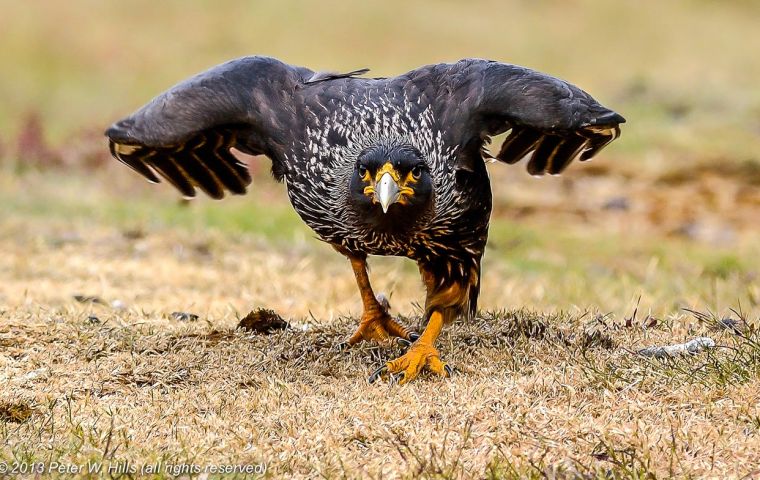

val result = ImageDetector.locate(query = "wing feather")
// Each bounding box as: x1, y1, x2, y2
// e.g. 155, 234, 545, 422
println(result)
527, 135, 563, 176
546, 136, 587, 175
435, 59, 625, 175
106, 56, 310, 198
109, 141, 161, 183
149, 154, 196, 197
496, 128, 542, 164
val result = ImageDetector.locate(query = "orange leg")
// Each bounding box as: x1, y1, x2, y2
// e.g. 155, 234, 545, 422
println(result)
369, 263, 475, 384
346, 255, 416, 345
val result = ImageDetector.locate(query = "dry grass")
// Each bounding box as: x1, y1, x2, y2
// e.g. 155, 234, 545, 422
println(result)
1, 168, 760, 478
2, 253, 760, 477
3, 1, 760, 477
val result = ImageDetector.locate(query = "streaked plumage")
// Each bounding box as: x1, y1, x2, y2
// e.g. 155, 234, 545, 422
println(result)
107, 56, 624, 383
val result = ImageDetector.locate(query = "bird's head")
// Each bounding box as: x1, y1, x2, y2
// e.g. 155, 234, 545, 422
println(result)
349, 144, 433, 230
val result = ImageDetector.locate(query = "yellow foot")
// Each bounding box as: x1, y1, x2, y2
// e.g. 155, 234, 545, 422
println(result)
369, 343, 452, 385
346, 294, 417, 346
347, 312, 417, 345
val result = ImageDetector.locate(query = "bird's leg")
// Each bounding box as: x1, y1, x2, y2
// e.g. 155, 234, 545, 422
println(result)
346, 255, 416, 345
369, 263, 474, 384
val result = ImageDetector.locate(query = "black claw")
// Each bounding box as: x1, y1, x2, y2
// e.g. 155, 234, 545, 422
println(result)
396, 337, 412, 348
444, 364, 454, 377
368, 365, 387, 384
408, 332, 420, 342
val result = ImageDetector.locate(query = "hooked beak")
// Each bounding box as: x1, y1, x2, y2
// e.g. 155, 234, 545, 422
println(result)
375, 172, 400, 214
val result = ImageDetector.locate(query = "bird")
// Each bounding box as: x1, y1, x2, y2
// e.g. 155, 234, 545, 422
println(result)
106, 56, 624, 384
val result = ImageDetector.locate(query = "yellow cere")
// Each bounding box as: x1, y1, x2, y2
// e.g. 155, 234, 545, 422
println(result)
374, 162, 402, 183
361, 162, 417, 204
366, 162, 416, 205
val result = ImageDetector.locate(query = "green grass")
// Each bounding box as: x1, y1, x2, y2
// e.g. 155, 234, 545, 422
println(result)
2, 168, 757, 322
0, 168, 306, 241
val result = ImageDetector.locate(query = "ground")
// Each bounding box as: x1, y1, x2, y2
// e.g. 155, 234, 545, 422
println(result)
2, 1, 760, 478
1, 165, 759, 478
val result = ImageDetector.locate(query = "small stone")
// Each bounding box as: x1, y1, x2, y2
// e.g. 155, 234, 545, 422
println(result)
638, 337, 715, 358
171, 311, 199, 322
73, 295, 106, 305
110, 300, 126, 310
602, 196, 630, 211
716, 317, 745, 335
376, 293, 392, 312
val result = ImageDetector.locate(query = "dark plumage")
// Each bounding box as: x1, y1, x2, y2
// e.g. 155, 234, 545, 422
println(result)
106, 56, 625, 383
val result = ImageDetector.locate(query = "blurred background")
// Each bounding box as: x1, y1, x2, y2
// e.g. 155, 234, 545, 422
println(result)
1, 0, 759, 319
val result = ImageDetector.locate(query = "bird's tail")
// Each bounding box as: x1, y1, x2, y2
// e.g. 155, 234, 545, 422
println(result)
466, 259, 481, 321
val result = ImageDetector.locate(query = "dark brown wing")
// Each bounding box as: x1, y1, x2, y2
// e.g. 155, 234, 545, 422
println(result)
106, 56, 313, 198
434, 60, 625, 175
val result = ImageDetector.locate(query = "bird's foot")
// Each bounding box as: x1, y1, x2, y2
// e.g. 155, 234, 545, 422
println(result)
347, 312, 417, 345
369, 342, 452, 385
344, 294, 417, 346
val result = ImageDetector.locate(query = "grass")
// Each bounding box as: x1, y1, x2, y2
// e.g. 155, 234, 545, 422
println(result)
2, 166, 757, 319
1, 167, 759, 478
2, 0, 760, 477
3, 291, 760, 477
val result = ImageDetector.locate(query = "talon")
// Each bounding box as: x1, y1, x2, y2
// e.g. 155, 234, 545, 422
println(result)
408, 332, 420, 342
444, 364, 454, 377
385, 342, 449, 384
396, 337, 412, 348
348, 311, 415, 346
368, 365, 387, 384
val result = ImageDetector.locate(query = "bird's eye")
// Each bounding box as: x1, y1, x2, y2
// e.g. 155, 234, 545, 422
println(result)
357, 165, 368, 177
411, 164, 424, 179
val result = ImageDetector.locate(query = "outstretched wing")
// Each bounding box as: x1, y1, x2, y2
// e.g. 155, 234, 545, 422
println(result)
106, 56, 312, 199
439, 60, 625, 175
